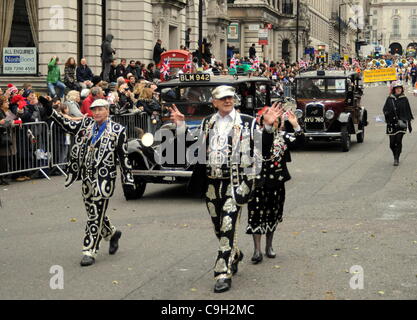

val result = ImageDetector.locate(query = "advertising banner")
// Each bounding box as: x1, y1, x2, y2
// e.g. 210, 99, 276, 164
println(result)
363, 68, 397, 83
3, 47, 37, 75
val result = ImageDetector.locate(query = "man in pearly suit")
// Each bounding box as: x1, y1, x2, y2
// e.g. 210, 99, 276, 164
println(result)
169, 86, 281, 293
39, 96, 135, 266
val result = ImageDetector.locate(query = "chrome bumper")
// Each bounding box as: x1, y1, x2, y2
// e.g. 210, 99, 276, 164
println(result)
304, 132, 342, 138
132, 170, 193, 178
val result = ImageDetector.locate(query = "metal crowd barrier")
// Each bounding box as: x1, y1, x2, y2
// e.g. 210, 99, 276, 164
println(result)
0, 113, 151, 178
110, 112, 150, 139
283, 83, 293, 98
49, 122, 72, 177
0, 122, 51, 179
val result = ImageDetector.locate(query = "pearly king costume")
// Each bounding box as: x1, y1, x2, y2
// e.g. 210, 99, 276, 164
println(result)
186, 86, 268, 288
39, 97, 134, 264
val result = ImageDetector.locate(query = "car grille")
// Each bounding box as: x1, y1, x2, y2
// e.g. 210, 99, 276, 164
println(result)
305, 104, 325, 131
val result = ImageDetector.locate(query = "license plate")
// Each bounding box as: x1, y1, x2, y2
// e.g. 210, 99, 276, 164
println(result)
305, 117, 324, 123
179, 73, 211, 82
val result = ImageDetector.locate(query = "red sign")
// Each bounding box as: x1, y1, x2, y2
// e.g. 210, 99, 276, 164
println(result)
159, 50, 191, 68
258, 29, 268, 45
265, 23, 273, 30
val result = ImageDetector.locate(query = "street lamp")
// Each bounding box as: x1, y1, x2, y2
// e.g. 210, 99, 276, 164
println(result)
296, 0, 300, 62
198, 0, 203, 66
339, 1, 348, 57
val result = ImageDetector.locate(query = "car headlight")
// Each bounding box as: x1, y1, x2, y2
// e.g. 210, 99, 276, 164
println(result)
325, 110, 335, 120
294, 109, 303, 119
141, 133, 154, 147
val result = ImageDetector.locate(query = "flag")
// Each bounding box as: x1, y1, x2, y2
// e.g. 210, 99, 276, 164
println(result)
343, 61, 349, 70
182, 55, 192, 73
230, 56, 238, 69
352, 58, 360, 68
251, 56, 260, 69
160, 58, 171, 79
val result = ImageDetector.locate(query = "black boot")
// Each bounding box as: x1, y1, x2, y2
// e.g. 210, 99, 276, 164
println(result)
393, 149, 400, 166
109, 230, 122, 255
214, 278, 232, 293
251, 234, 263, 264
265, 232, 276, 259
231, 251, 244, 275
80, 255, 95, 267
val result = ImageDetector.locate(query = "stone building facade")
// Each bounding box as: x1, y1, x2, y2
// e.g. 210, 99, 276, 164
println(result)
1, 0, 229, 77
227, 0, 310, 63
369, 0, 417, 56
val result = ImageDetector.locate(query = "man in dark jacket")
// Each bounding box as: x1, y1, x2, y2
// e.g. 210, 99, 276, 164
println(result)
76, 58, 94, 89
116, 59, 127, 78
153, 39, 165, 65
109, 59, 118, 84
101, 34, 116, 82
249, 44, 256, 60
126, 60, 140, 79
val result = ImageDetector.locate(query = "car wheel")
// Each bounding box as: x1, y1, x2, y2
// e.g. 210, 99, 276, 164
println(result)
123, 177, 147, 200
341, 127, 351, 152
357, 123, 365, 143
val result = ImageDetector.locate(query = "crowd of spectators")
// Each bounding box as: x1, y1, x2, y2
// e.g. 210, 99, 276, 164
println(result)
0, 55, 163, 185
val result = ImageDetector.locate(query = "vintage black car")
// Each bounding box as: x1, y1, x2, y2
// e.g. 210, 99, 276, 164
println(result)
123, 74, 273, 200
294, 70, 367, 152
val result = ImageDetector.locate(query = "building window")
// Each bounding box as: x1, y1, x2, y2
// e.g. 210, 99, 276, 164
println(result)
410, 17, 417, 37
282, 0, 293, 15
393, 18, 400, 36
8, 0, 35, 47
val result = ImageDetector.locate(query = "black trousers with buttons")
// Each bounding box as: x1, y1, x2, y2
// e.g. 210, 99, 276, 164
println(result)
205, 179, 242, 280
81, 179, 116, 258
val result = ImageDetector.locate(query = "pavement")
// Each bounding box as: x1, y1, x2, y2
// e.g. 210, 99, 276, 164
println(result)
1, 85, 417, 300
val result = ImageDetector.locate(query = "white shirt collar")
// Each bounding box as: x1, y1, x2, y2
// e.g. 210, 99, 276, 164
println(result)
216, 108, 236, 122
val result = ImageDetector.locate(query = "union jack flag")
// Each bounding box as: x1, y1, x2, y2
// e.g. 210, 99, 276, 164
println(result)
299, 60, 307, 69
352, 58, 360, 68
160, 58, 171, 78
251, 56, 260, 69
182, 55, 192, 73
343, 60, 350, 70
230, 56, 239, 69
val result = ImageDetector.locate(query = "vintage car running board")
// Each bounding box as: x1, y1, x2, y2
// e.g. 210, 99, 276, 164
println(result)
132, 170, 193, 177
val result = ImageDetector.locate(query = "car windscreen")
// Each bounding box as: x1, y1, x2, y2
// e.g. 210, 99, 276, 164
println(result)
296, 78, 346, 99
160, 86, 215, 117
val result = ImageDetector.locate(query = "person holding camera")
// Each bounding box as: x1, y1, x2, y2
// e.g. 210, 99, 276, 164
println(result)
383, 81, 414, 166
117, 83, 134, 114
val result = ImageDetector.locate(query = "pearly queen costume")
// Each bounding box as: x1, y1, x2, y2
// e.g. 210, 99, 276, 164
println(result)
247, 124, 304, 235
188, 107, 265, 281
42, 99, 134, 258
